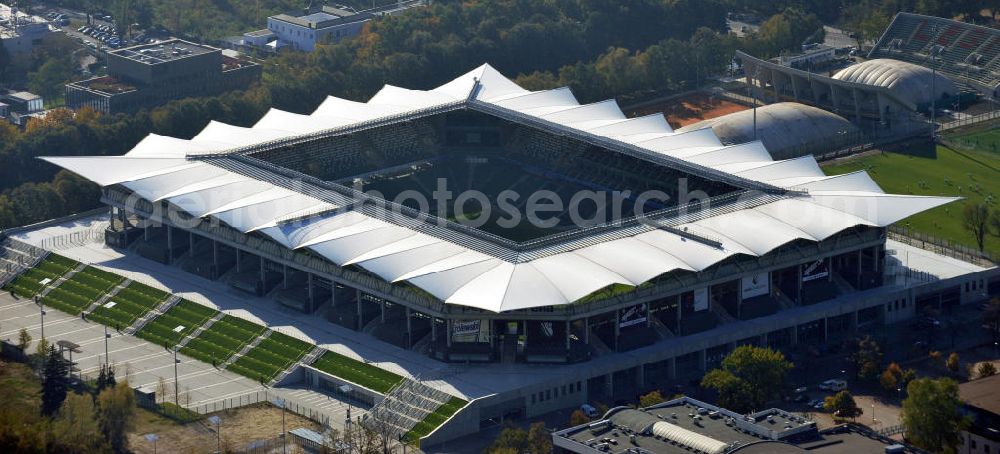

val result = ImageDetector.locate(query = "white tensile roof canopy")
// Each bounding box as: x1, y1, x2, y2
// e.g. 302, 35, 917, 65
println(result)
42, 64, 958, 313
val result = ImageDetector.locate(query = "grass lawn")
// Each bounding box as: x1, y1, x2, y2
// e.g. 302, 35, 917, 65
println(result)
39, 266, 125, 315
136, 300, 219, 349
2, 254, 80, 298
822, 125, 1000, 255
404, 397, 468, 442
180, 315, 266, 368
87, 281, 171, 329
310, 350, 403, 394
228, 332, 312, 382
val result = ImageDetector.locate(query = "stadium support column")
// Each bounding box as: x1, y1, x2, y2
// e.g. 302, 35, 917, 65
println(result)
565, 320, 571, 351
143, 221, 149, 241
166, 226, 174, 263
446, 319, 452, 348
259, 256, 265, 285
667, 357, 676, 380
613, 309, 621, 351
583, 317, 590, 345
831, 85, 841, 114
790, 74, 801, 101
675, 294, 682, 334
405, 308, 412, 348
188, 232, 194, 257
380, 299, 386, 323
852, 88, 863, 123
307, 273, 314, 312
212, 240, 219, 274
235, 249, 242, 273
823, 317, 829, 341
356, 289, 362, 331
282, 265, 288, 290
856, 249, 863, 288
698, 350, 707, 372
796, 264, 803, 304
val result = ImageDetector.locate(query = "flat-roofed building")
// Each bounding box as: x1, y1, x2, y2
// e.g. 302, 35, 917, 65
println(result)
65, 39, 261, 113
242, 1, 425, 52
0, 3, 54, 55
959, 374, 1000, 454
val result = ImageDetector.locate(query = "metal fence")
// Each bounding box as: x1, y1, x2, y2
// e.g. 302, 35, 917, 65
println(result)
189, 390, 332, 426
939, 109, 1000, 131
877, 424, 905, 437
888, 227, 997, 268
37, 228, 107, 251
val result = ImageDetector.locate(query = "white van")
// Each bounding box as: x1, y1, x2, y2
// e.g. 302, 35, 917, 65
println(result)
581, 404, 599, 418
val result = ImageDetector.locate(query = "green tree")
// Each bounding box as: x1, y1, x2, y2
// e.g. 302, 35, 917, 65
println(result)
17, 328, 31, 351
569, 409, 591, 426
946, 352, 960, 373
700, 345, 793, 412
27, 58, 74, 101
964, 203, 991, 253
486, 422, 550, 454
41, 344, 69, 416
53, 393, 110, 453
639, 390, 665, 408
96, 381, 136, 453
902, 378, 969, 453
854, 336, 883, 380
824, 390, 862, 421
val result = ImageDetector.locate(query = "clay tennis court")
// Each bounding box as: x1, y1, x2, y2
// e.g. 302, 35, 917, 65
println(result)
630, 92, 750, 129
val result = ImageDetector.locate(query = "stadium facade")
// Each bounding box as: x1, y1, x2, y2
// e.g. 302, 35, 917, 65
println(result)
39, 64, 999, 443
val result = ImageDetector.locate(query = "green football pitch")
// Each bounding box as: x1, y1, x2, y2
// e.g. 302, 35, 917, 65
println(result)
822, 123, 1000, 255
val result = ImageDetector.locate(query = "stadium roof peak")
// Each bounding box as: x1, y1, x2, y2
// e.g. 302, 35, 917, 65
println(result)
40, 63, 960, 312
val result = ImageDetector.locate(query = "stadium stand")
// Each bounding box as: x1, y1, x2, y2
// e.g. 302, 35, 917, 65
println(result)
869, 12, 1000, 96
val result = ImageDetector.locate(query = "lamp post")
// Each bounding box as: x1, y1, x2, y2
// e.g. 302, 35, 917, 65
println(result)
35, 295, 45, 340
274, 398, 287, 454
144, 434, 159, 454
208, 416, 221, 454
172, 346, 180, 406
104, 325, 111, 367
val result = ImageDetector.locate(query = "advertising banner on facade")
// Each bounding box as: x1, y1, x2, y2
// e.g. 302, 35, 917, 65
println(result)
452, 319, 491, 343
694, 288, 709, 312
618, 303, 648, 329
741, 272, 770, 299
802, 259, 829, 282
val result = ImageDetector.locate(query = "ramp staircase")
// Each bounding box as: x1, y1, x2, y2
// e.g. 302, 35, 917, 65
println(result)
362, 377, 453, 440
126, 295, 180, 335
175, 312, 225, 349
223, 330, 271, 368
710, 300, 737, 324
38, 263, 87, 299
268, 344, 326, 386
0, 238, 48, 288
84, 278, 132, 315
773, 289, 796, 311
649, 316, 676, 340
831, 272, 856, 294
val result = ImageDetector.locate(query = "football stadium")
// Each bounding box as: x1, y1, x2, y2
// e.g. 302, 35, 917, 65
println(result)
3, 63, 998, 446
732, 12, 1000, 155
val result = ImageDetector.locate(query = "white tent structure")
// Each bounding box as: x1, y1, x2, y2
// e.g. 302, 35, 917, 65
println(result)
42, 64, 958, 313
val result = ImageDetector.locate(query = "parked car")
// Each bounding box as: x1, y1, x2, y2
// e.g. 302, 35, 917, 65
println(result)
581, 404, 599, 418
818, 379, 847, 392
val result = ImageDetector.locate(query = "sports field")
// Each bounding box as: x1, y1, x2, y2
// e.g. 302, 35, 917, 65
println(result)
822, 123, 1000, 255
630, 92, 749, 129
